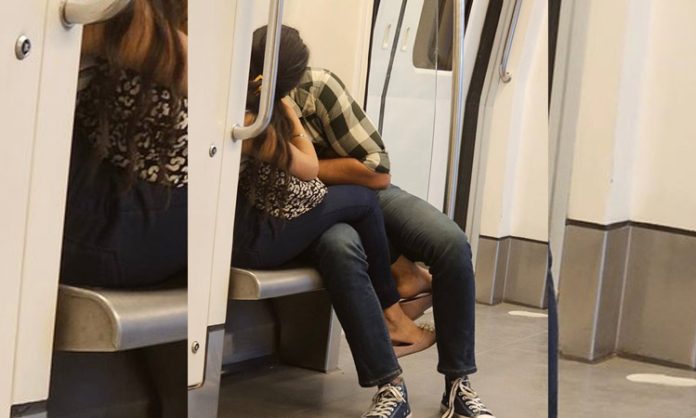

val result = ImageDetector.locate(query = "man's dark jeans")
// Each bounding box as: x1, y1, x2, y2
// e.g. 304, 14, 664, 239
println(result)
306, 185, 477, 387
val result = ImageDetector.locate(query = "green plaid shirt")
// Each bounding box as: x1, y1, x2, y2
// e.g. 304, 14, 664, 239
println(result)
288, 68, 391, 173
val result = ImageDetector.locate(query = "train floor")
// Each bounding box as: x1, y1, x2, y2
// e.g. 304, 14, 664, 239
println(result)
217, 302, 696, 417
559, 356, 696, 417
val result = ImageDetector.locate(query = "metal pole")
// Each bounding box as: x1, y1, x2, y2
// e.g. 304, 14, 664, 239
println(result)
231, 0, 284, 141
444, 0, 466, 219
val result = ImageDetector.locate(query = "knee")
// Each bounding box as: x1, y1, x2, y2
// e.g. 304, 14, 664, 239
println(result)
312, 224, 372, 290
437, 227, 472, 261
351, 186, 380, 211
313, 223, 367, 265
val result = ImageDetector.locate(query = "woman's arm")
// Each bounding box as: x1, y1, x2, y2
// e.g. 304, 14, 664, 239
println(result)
283, 98, 319, 180
82, 0, 188, 93
242, 102, 320, 181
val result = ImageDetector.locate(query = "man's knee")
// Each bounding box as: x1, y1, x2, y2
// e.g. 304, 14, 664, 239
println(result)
436, 226, 472, 261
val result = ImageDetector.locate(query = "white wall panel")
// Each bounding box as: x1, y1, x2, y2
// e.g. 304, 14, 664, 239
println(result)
629, 0, 696, 231
510, 0, 548, 240
252, 0, 374, 101
478, 0, 548, 242
12, 0, 83, 403
1, 0, 51, 414
188, 0, 249, 387
564, 0, 633, 224
561, 0, 696, 231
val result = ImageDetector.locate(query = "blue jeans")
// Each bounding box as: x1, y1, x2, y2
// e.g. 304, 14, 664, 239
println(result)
307, 185, 477, 386
60, 138, 187, 288
232, 185, 401, 309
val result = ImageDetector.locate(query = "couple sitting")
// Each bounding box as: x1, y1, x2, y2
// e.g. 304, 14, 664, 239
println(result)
233, 26, 494, 418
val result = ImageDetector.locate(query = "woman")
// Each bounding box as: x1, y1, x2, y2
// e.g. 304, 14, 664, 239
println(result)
232, 25, 435, 356
60, 0, 187, 288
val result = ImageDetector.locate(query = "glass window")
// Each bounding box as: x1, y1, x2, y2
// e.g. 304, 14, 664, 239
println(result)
413, 0, 454, 70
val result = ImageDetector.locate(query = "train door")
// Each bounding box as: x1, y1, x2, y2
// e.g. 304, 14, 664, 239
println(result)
367, 0, 548, 305
366, 0, 446, 208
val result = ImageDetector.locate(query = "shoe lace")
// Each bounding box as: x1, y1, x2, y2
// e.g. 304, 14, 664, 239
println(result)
442, 377, 491, 418
361, 384, 406, 418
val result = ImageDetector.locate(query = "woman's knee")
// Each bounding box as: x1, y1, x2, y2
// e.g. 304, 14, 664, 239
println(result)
332, 185, 379, 211
313, 223, 367, 261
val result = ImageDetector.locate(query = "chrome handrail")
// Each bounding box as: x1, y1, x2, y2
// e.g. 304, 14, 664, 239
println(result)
231, 0, 284, 141
443, 0, 466, 219
499, 0, 523, 83
61, 0, 133, 27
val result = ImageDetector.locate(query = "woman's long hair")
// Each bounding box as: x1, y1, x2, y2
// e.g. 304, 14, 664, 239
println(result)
86, 0, 187, 192
243, 25, 310, 213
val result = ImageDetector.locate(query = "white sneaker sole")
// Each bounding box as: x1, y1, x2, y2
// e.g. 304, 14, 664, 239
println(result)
439, 404, 495, 418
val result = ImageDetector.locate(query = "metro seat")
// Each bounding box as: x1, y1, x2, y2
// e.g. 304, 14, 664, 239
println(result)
224, 266, 341, 373
54, 281, 187, 352
223, 266, 432, 374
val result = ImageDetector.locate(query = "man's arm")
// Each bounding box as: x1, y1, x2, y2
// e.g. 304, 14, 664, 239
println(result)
318, 158, 391, 190
309, 70, 391, 173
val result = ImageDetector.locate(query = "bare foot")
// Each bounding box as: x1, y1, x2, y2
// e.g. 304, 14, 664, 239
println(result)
391, 256, 433, 299
384, 303, 429, 344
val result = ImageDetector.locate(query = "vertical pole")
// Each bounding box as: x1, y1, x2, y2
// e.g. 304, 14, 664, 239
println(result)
443, 0, 466, 219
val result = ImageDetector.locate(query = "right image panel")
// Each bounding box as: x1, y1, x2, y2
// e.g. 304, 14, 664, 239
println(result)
550, 0, 696, 416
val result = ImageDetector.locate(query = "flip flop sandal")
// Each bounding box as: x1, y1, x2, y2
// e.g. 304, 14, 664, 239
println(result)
399, 292, 433, 320
392, 323, 437, 358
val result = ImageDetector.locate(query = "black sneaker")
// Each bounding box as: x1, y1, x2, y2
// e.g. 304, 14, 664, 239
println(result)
440, 377, 495, 418
362, 379, 412, 418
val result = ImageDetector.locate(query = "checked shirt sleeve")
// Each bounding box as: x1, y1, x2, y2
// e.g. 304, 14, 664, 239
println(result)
312, 70, 391, 173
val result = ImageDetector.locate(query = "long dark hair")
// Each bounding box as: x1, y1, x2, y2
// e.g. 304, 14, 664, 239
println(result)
243, 25, 310, 212
85, 0, 187, 192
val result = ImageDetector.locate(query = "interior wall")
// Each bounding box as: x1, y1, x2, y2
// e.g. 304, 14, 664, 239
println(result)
478, 0, 548, 242
252, 0, 374, 101
509, 0, 548, 240
629, 0, 696, 231
562, 0, 696, 232
564, 0, 634, 225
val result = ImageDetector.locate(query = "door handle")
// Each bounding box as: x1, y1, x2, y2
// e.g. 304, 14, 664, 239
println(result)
382, 24, 393, 49
400, 26, 411, 51
61, 0, 133, 27
231, 0, 285, 141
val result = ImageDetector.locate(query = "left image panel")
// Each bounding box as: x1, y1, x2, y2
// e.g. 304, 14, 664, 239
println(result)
1, 1, 187, 417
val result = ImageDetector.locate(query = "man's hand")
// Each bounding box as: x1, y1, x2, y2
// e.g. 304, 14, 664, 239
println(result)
318, 158, 391, 190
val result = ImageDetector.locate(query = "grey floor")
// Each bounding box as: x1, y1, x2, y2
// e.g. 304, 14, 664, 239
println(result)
217, 303, 696, 417
559, 357, 696, 418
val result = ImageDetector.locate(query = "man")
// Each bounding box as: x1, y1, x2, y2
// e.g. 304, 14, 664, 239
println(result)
289, 65, 495, 418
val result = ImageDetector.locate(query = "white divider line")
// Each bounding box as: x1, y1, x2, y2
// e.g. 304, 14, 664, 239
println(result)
508, 310, 548, 318
626, 374, 696, 388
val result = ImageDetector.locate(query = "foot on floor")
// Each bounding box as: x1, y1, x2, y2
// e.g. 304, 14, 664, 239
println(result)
362, 378, 412, 418
440, 377, 495, 418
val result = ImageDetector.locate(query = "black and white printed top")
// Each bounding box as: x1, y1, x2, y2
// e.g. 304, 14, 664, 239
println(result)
239, 156, 327, 220
74, 57, 188, 187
